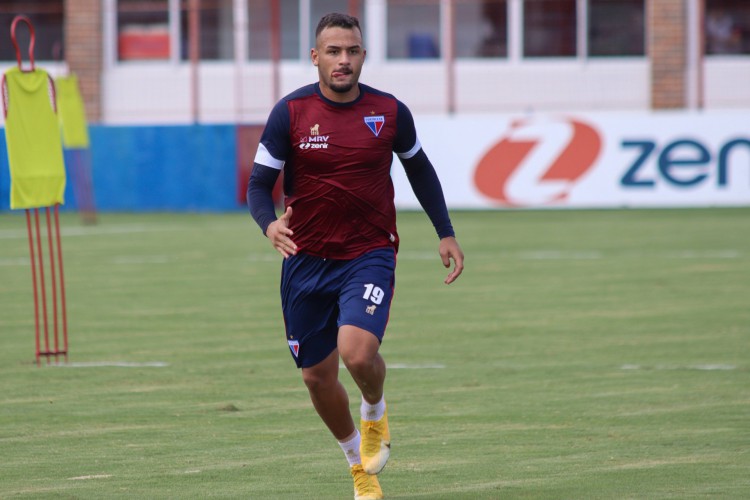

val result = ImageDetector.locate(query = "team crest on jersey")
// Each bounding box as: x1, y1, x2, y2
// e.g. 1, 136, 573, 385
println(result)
364, 115, 385, 137
288, 339, 300, 357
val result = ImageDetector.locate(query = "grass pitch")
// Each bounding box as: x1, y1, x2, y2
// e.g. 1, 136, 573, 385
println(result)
1, 208, 749, 499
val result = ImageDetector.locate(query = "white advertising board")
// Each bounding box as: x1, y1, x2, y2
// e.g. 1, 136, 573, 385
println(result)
392, 111, 750, 209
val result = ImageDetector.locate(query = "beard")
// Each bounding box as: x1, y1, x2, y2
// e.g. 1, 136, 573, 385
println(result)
329, 81, 354, 94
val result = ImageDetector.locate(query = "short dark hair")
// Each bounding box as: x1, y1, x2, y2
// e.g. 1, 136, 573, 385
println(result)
315, 12, 362, 39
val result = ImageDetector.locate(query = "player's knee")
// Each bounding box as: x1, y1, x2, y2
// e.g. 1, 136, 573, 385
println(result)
341, 353, 373, 377
302, 368, 336, 393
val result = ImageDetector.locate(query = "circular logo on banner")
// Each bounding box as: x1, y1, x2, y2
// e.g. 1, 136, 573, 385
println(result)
474, 117, 602, 207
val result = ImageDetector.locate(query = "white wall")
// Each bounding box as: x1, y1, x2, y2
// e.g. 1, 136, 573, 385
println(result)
98, 58, 654, 124
96, 56, 750, 125
0, 57, 745, 126
704, 58, 750, 109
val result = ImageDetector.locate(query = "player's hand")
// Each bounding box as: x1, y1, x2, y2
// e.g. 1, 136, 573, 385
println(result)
439, 236, 464, 284
266, 206, 297, 258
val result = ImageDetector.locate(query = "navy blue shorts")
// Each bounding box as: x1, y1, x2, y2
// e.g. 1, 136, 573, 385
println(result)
280, 247, 396, 369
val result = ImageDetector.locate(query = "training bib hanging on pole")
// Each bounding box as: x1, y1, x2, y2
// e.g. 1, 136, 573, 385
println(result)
2, 15, 69, 365
4, 18, 66, 209
56, 71, 97, 224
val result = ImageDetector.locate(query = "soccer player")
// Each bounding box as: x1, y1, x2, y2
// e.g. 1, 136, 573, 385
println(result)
247, 12, 464, 500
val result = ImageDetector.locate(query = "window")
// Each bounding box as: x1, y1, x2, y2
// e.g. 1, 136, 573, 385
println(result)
108, 0, 652, 64
456, 0, 507, 58
247, 0, 300, 60
588, 0, 644, 56
0, 1, 64, 63
705, 0, 750, 55
179, 0, 234, 60
117, 0, 170, 61
523, 0, 576, 57
387, 0, 441, 59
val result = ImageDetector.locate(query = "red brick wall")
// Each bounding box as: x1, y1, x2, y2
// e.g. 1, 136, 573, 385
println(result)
648, 0, 687, 109
65, 0, 102, 122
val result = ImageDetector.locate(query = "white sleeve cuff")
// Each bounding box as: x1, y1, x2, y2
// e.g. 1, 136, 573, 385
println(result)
396, 138, 422, 159
254, 143, 285, 170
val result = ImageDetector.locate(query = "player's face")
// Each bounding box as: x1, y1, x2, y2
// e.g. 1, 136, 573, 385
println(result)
312, 26, 366, 102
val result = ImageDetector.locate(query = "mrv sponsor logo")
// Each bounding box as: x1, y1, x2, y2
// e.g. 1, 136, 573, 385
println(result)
300, 122, 329, 149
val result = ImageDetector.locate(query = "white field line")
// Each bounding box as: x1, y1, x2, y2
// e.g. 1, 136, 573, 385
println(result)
0, 224, 183, 240
621, 364, 736, 371
4, 254, 172, 265
389, 363, 446, 369
68, 474, 112, 481
0, 257, 29, 266
112, 255, 170, 264
49, 361, 169, 368
665, 250, 740, 259
397, 250, 742, 261
341, 363, 445, 369
519, 250, 602, 260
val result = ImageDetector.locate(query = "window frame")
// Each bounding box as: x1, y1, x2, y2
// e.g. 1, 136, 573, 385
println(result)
0, 0, 65, 64
103, 0, 651, 68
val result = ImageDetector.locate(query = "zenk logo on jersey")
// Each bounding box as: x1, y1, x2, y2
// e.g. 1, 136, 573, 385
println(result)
364, 115, 385, 137
300, 122, 330, 150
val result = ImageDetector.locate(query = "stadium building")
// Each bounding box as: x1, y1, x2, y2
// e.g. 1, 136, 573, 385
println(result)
0, 0, 747, 123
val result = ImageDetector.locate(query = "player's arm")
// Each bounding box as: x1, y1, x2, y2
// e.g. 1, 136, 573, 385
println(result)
399, 149, 454, 239
395, 101, 464, 284
399, 149, 464, 283
247, 161, 280, 235
247, 162, 297, 258
247, 101, 298, 258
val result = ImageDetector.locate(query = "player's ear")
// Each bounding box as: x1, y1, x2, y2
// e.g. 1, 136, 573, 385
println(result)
311, 48, 318, 66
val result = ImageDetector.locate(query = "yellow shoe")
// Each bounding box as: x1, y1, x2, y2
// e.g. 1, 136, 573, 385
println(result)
351, 464, 384, 500
360, 409, 391, 475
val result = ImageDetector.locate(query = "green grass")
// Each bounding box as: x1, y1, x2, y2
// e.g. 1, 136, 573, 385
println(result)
1, 208, 749, 499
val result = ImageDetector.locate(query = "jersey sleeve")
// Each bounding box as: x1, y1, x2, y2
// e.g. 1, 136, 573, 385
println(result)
255, 99, 292, 169
393, 100, 455, 239
247, 164, 281, 235
400, 150, 455, 239
247, 99, 291, 235
393, 99, 421, 158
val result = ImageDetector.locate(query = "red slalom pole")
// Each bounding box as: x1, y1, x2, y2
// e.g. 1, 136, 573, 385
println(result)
26, 209, 41, 365
54, 205, 69, 360
45, 207, 59, 361
33, 208, 50, 364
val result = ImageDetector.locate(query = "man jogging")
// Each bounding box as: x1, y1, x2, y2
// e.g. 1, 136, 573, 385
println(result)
247, 12, 464, 499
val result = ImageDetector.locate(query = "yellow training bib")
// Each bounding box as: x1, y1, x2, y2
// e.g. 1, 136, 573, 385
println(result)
4, 67, 66, 209
56, 73, 90, 149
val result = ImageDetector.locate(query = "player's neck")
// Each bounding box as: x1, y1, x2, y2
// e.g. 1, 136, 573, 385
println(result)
318, 82, 360, 104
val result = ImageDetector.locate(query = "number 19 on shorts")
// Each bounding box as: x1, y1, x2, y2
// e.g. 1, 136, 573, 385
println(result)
363, 283, 384, 305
